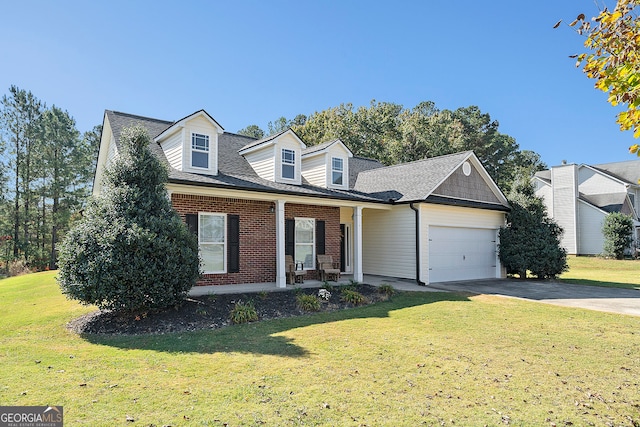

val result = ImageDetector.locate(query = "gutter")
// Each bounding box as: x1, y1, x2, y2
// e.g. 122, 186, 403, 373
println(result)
409, 202, 426, 286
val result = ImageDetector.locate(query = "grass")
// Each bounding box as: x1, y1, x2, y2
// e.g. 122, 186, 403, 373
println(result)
1, 271, 639, 426
560, 255, 640, 289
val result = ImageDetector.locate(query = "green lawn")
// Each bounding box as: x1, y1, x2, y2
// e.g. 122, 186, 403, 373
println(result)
1, 271, 639, 426
560, 255, 640, 289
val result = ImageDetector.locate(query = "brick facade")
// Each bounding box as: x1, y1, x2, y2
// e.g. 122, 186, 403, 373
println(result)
171, 193, 341, 286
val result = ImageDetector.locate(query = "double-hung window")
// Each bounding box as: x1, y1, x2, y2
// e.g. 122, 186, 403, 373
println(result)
191, 133, 209, 169
295, 218, 315, 269
199, 213, 225, 273
331, 157, 344, 186
281, 148, 295, 179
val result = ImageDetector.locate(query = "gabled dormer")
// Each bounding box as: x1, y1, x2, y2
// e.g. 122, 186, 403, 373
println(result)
155, 110, 224, 175
301, 139, 353, 190
238, 129, 306, 185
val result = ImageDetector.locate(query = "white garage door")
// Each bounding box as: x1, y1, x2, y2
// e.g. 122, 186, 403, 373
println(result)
428, 226, 497, 283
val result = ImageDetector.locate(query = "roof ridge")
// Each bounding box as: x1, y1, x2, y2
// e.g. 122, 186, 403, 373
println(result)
223, 131, 259, 140
358, 150, 472, 174
107, 110, 174, 125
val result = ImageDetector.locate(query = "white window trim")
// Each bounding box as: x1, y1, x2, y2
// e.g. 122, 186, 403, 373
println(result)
295, 217, 315, 271
191, 132, 210, 170
281, 148, 296, 181
331, 156, 344, 187
199, 212, 226, 274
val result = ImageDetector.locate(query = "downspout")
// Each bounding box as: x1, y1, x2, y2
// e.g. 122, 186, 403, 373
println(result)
409, 202, 426, 286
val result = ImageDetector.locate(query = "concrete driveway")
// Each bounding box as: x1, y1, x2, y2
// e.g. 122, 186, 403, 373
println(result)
427, 279, 640, 317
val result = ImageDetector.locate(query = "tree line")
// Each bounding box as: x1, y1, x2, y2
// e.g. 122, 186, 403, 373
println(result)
238, 100, 547, 193
0, 86, 99, 272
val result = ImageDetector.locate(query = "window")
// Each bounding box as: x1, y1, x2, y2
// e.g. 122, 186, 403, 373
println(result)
191, 133, 209, 168
629, 193, 636, 210
199, 213, 225, 273
295, 218, 315, 269
282, 148, 295, 179
331, 157, 344, 185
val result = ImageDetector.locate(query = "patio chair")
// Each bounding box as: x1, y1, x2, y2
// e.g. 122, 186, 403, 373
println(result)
317, 254, 340, 282
285, 255, 306, 284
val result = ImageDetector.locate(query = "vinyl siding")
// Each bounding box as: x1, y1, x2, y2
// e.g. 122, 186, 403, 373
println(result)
245, 146, 275, 181
362, 205, 416, 279
106, 135, 118, 167
577, 200, 606, 255
276, 134, 302, 184
326, 144, 350, 190
301, 154, 326, 187
534, 180, 553, 217
552, 165, 578, 254
183, 115, 219, 175
161, 130, 183, 171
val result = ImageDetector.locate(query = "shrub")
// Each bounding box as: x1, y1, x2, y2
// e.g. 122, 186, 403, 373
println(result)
499, 181, 567, 279
229, 300, 258, 324
8, 259, 30, 277
341, 288, 366, 305
377, 284, 395, 296
602, 212, 633, 259
296, 294, 321, 311
57, 126, 200, 312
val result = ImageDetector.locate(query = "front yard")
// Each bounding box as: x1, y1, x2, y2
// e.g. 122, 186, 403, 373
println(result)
560, 255, 640, 289
0, 270, 638, 426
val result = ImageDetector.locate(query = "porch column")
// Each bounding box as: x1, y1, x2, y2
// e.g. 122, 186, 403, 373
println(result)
353, 205, 364, 282
275, 200, 287, 288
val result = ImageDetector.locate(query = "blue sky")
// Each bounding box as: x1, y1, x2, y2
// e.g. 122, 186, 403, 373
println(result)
1, 0, 636, 167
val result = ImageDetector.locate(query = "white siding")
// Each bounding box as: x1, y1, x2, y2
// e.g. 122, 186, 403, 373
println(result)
578, 200, 606, 255
362, 205, 416, 279
552, 165, 578, 254
579, 167, 625, 195
421, 204, 506, 283
245, 146, 275, 181
106, 135, 118, 167
183, 115, 220, 175
326, 144, 350, 190
301, 154, 326, 187
534, 180, 553, 217
276, 135, 302, 184
160, 130, 182, 171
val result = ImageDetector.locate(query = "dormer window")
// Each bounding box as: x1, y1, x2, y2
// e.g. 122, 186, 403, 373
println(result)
332, 157, 344, 186
282, 148, 295, 179
191, 133, 209, 169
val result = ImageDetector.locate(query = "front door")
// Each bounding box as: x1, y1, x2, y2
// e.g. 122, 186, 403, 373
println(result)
340, 224, 346, 272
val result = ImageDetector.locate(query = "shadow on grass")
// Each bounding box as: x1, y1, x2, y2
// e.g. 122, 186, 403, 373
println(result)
82, 292, 469, 357
559, 278, 640, 290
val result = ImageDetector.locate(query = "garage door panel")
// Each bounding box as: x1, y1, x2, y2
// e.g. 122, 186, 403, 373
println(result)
429, 226, 497, 283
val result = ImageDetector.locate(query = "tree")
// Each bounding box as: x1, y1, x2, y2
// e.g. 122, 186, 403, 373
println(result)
237, 124, 265, 139
602, 211, 633, 259
57, 126, 200, 312
563, 1, 640, 140
499, 180, 568, 279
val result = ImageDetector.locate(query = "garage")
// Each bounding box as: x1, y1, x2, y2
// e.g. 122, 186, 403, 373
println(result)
428, 226, 498, 283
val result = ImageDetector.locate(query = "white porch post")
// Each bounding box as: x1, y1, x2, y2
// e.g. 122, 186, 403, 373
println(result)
353, 206, 364, 282
275, 200, 287, 288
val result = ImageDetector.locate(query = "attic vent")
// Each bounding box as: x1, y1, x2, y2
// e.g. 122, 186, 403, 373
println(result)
462, 161, 471, 176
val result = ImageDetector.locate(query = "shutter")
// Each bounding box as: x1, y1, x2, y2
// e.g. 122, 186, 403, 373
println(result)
316, 220, 325, 255
185, 214, 198, 236
285, 219, 295, 256
227, 214, 240, 273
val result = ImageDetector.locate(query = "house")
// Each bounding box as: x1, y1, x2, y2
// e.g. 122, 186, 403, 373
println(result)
94, 109, 510, 288
533, 160, 640, 255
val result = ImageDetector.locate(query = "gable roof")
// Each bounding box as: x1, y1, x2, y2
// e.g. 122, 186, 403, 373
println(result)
353, 151, 508, 208
301, 139, 353, 158
590, 159, 640, 186
238, 128, 306, 154
154, 110, 224, 142
101, 110, 510, 211
579, 192, 628, 213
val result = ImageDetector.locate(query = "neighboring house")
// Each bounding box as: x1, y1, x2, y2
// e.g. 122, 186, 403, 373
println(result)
94, 109, 510, 287
533, 160, 640, 255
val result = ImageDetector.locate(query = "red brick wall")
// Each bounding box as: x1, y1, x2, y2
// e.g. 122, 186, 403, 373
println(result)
171, 193, 340, 286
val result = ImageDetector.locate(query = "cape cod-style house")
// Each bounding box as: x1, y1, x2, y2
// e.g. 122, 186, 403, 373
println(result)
94, 109, 510, 288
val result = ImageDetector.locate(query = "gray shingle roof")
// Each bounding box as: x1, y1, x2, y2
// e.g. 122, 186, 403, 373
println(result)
579, 192, 627, 213
302, 139, 343, 157
353, 151, 474, 203
591, 159, 640, 185
103, 110, 508, 210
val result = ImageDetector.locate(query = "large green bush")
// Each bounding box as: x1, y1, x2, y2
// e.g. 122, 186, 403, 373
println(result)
602, 212, 633, 259
57, 126, 200, 312
499, 180, 567, 279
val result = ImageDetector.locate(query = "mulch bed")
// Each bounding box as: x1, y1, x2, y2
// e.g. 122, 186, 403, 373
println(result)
67, 284, 389, 336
